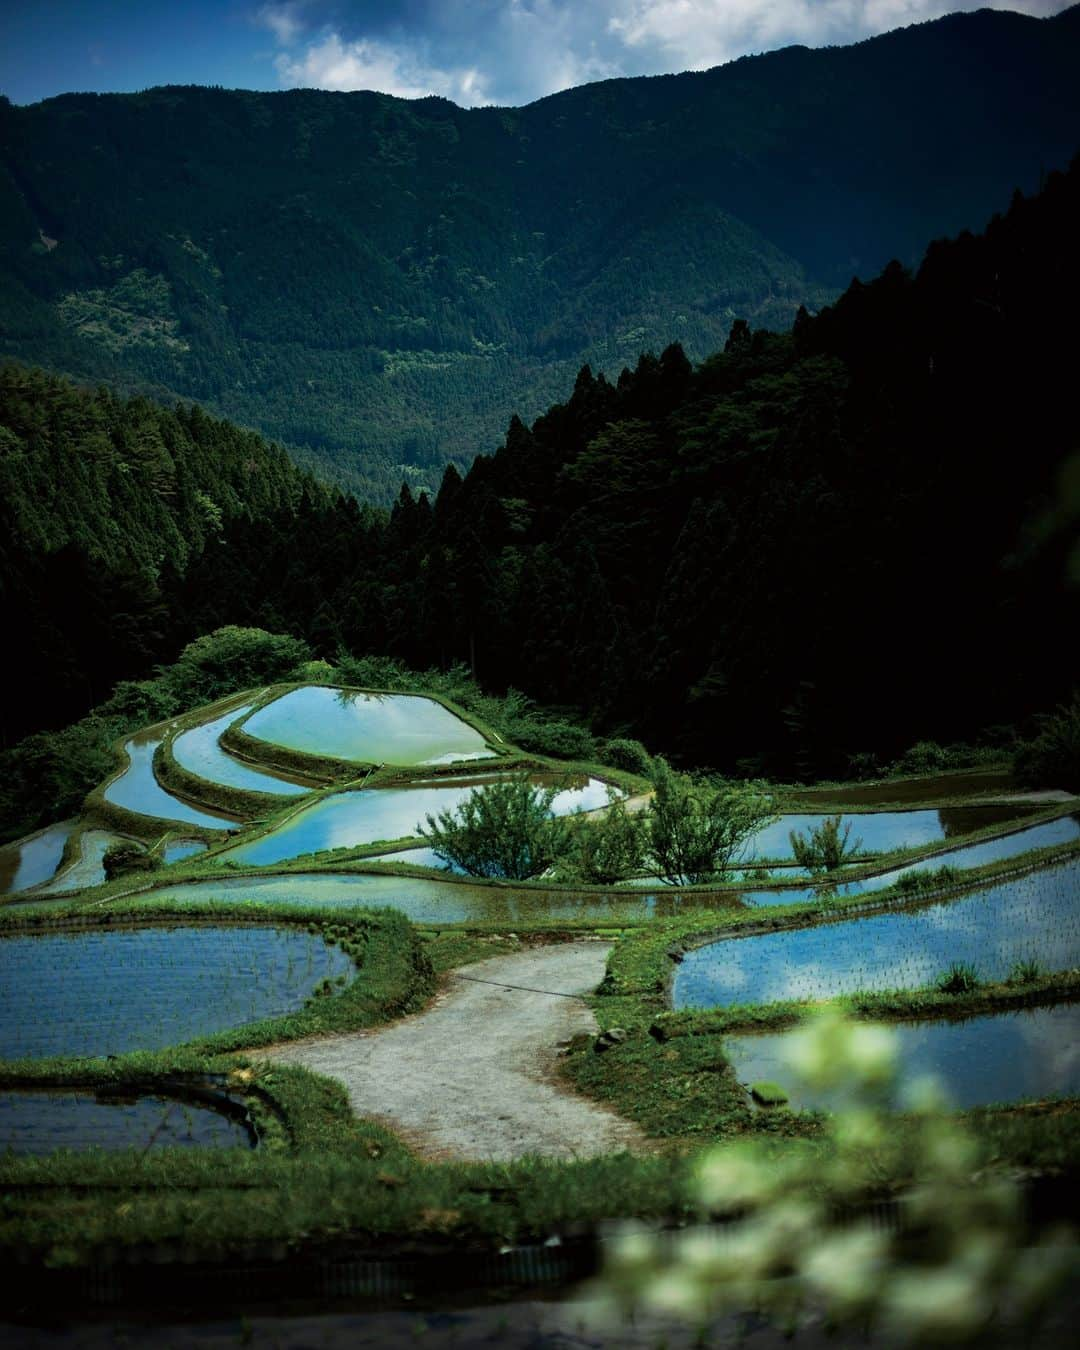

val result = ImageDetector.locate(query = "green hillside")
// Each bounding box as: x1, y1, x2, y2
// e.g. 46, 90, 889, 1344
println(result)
2, 6, 1079, 500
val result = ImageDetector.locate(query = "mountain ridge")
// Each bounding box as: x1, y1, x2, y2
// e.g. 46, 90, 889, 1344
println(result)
2, 5, 1079, 500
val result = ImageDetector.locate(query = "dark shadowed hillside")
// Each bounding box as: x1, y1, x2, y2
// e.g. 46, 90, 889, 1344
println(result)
1, 5, 1079, 500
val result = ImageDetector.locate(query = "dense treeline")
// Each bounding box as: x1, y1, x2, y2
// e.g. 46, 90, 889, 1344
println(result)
0, 367, 333, 742
4, 159, 1079, 787
163, 157, 1080, 776
2, 7, 1079, 500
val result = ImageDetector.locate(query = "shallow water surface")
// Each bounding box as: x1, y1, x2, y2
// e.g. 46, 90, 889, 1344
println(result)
0, 925, 354, 1059
221, 777, 615, 866
163, 839, 209, 864
172, 704, 311, 796
743, 807, 1031, 862
0, 1088, 254, 1154
724, 1003, 1080, 1111
132, 871, 744, 924
737, 815, 1080, 907
0, 822, 75, 895
672, 858, 1080, 1009
104, 731, 237, 830
37, 830, 128, 895
242, 686, 496, 765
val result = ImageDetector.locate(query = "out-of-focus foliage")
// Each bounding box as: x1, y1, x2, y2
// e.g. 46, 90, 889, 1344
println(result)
602, 1012, 1077, 1344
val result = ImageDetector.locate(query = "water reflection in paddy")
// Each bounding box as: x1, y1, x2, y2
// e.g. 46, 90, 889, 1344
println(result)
37, 829, 127, 895
0, 821, 75, 895
163, 839, 209, 864
672, 859, 1080, 1009
104, 731, 236, 830
133, 872, 743, 924
743, 806, 1032, 861
172, 704, 311, 796
0, 1088, 254, 1154
243, 686, 496, 765
221, 777, 615, 866
737, 815, 1080, 906
0, 926, 354, 1059
724, 1004, 1080, 1111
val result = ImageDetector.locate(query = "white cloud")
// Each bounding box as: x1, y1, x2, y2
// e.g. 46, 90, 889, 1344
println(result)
258, 1, 1075, 106
255, 3, 308, 48
275, 33, 493, 104
605, 1, 1067, 72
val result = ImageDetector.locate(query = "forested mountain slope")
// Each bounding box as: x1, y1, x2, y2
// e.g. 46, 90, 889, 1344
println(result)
163, 155, 1080, 777
2, 5, 1079, 500
0, 367, 335, 742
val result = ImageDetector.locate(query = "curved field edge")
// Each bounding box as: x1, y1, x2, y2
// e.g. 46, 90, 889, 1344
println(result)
85, 796, 1080, 897
0, 902, 434, 1056
221, 681, 515, 780
584, 843, 1080, 1020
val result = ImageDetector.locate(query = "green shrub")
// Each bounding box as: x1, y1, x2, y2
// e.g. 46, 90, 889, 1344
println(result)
600, 737, 652, 776
936, 961, 980, 994
789, 813, 863, 873
750, 1080, 789, 1106
560, 794, 648, 884
512, 718, 596, 760
162, 626, 312, 707
417, 773, 572, 879
647, 757, 774, 886
102, 843, 160, 881
1014, 693, 1080, 792
1007, 958, 1044, 985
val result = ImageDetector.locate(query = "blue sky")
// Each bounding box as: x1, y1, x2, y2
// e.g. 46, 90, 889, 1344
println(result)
0, 1, 1072, 108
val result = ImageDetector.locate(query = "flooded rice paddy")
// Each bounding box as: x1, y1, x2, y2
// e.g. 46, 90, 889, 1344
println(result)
0, 1088, 254, 1154
242, 686, 496, 765
742, 806, 1033, 861
0, 926, 354, 1059
163, 839, 209, 864
104, 732, 236, 830
724, 1003, 1080, 1111
36, 830, 127, 895
126, 871, 743, 924
736, 814, 1080, 906
220, 777, 615, 866
172, 705, 312, 796
786, 769, 1018, 807
672, 858, 1080, 1009
0, 822, 75, 895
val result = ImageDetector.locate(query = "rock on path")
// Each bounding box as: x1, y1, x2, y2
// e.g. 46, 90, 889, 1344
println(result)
265, 941, 645, 1162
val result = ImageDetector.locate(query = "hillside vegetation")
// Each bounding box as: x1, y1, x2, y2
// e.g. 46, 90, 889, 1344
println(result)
166, 157, 1080, 776
2, 6, 1079, 498
4, 154, 1078, 781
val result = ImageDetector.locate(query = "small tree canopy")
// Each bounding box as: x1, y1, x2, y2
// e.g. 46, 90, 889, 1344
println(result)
417, 773, 572, 880
648, 757, 774, 886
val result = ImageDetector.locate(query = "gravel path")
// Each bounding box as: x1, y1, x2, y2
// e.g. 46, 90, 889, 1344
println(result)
265, 941, 645, 1161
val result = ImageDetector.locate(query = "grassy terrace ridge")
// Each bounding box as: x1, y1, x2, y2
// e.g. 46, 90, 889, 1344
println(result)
584, 842, 1080, 1028
3, 797, 1076, 930
650, 969, 1080, 1039
188, 801, 1080, 895
152, 686, 321, 820
219, 681, 514, 781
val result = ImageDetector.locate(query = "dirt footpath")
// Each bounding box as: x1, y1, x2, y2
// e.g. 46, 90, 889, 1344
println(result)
265, 941, 645, 1161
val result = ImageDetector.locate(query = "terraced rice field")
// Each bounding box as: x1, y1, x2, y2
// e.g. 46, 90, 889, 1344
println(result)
221, 777, 616, 866
672, 858, 1080, 1009
104, 733, 235, 830
0, 925, 354, 1058
723, 1003, 1080, 1111
0, 1087, 255, 1154
242, 686, 495, 765
172, 704, 311, 795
